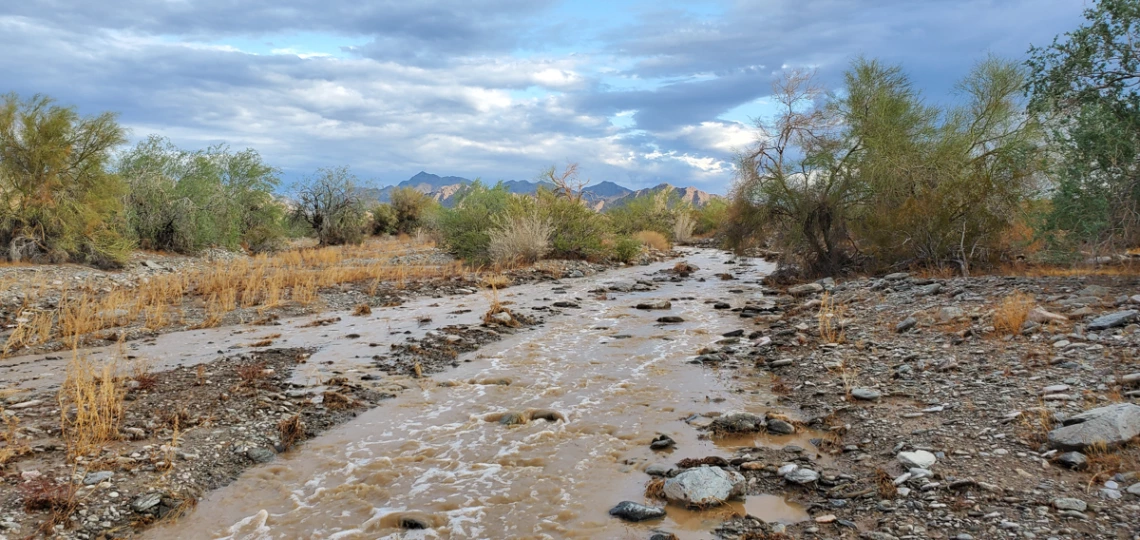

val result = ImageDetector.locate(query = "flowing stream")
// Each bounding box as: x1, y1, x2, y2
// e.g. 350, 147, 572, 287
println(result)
144, 249, 810, 539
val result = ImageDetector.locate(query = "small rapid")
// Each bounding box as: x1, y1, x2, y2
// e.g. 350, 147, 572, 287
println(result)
145, 249, 808, 539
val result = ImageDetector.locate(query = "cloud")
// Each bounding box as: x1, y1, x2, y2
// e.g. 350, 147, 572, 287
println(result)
0, 0, 1089, 192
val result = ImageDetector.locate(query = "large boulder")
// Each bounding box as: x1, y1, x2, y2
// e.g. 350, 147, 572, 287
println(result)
662, 466, 745, 507
1047, 403, 1140, 451
1087, 310, 1138, 331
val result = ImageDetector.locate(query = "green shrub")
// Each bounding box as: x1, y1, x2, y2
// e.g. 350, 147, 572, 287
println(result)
534, 188, 610, 260
0, 93, 132, 267
389, 187, 436, 233
436, 181, 512, 262
694, 199, 729, 236
607, 188, 688, 238
611, 236, 642, 263
370, 203, 398, 236
118, 135, 286, 253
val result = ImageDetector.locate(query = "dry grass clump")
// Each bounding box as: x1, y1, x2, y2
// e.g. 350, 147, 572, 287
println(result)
235, 362, 269, 387
487, 214, 553, 265
817, 292, 846, 343
482, 287, 518, 327
634, 230, 670, 251
993, 292, 1035, 336
352, 303, 372, 316
58, 353, 124, 460
278, 414, 305, 450
20, 476, 77, 513
480, 273, 511, 289
322, 391, 353, 410
644, 478, 666, 499
874, 468, 898, 498
1, 407, 26, 466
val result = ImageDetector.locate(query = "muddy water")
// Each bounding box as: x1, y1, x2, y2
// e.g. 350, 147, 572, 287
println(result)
146, 250, 809, 540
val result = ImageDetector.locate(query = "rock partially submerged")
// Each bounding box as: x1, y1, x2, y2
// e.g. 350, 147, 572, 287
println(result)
662, 466, 745, 507
609, 501, 666, 522
708, 413, 766, 434
1047, 403, 1140, 451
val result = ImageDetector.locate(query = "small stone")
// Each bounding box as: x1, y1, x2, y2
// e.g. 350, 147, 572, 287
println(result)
897, 450, 937, 469
1052, 498, 1087, 512
650, 435, 676, 450
246, 447, 276, 463
1126, 483, 1140, 496
9, 400, 42, 410
1055, 451, 1088, 470
132, 493, 162, 512
896, 317, 917, 333
766, 419, 796, 434
784, 468, 819, 484
608, 501, 666, 522
814, 514, 837, 523
851, 388, 882, 401
82, 471, 113, 485
657, 316, 684, 324
788, 283, 824, 296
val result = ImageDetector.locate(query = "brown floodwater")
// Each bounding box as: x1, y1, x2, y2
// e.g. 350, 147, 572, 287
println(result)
138, 249, 809, 539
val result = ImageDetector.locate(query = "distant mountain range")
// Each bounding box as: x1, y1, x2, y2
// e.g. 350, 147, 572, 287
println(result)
359, 171, 718, 210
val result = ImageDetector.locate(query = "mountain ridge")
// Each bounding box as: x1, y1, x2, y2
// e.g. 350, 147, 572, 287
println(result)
361, 172, 718, 210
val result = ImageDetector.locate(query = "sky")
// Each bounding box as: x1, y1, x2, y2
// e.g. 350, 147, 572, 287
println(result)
1, 0, 1087, 193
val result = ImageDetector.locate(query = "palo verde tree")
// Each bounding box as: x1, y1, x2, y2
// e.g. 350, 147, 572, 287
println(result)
733, 57, 1041, 276
1027, 0, 1140, 254
0, 93, 132, 267
118, 135, 286, 253
292, 166, 368, 246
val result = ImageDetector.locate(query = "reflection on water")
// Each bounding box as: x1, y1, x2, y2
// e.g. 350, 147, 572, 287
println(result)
146, 250, 810, 540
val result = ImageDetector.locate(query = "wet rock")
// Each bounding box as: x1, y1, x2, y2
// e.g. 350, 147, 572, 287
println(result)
896, 317, 917, 333
766, 419, 796, 434
851, 388, 882, 401
646, 464, 674, 477
132, 493, 162, 512
1052, 498, 1087, 512
636, 301, 672, 310
788, 283, 824, 296
722, 329, 744, 337
1056, 451, 1088, 470
1047, 403, 1140, 451
608, 501, 666, 522
709, 413, 766, 434
1086, 310, 1138, 331
490, 311, 513, 325
713, 302, 730, 310
246, 447, 276, 463
83, 471, 113, 485
650, 435, 676, 450
784, 468, 820, 484
657, 316, 684, 324
649, 533, 679, 540
897, 450, 937, 469
662, 466, 745, 506
552, 301, 579, 308
499, 412, 527, 425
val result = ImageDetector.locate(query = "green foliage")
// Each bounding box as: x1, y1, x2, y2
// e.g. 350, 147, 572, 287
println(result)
732, 57, 1041, 275
606, 188, 687, 238
118, 135, 286, 253
292, 166, 368, 246
388, 187, 436, 234
1027, 0, 1140, 251
436, 181, 512, 262
0, 93, 131, 267
611, 236, 642, 263
534, 188, 610, 260
369, 203, 398, 236
693, 199, 728, 236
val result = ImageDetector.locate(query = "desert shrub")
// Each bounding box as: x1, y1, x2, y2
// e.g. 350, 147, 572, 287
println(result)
1028, 0, 1140, 255
388, 187, 436, 233
369, 203, 398, 236
487, 212, 553, 265
0, 93, 132, 267
534, 188, 610, 260
634, 230, 670, 251
673, 211, 696, 243
694, 199, 729, 236
607, 188, 687, 238
611, 236, 642, 263
731, 57, 1041, 275
436, 181, 512, 262
119, 135, 286, 253
291, 166, 368, 246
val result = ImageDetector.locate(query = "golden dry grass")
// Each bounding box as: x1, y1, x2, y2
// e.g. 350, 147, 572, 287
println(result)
58, 352, 124, 460
1, 237, 468, 356
817, 292, 846, 343
634, 230, 670, 251
993, 292, 1035, 336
